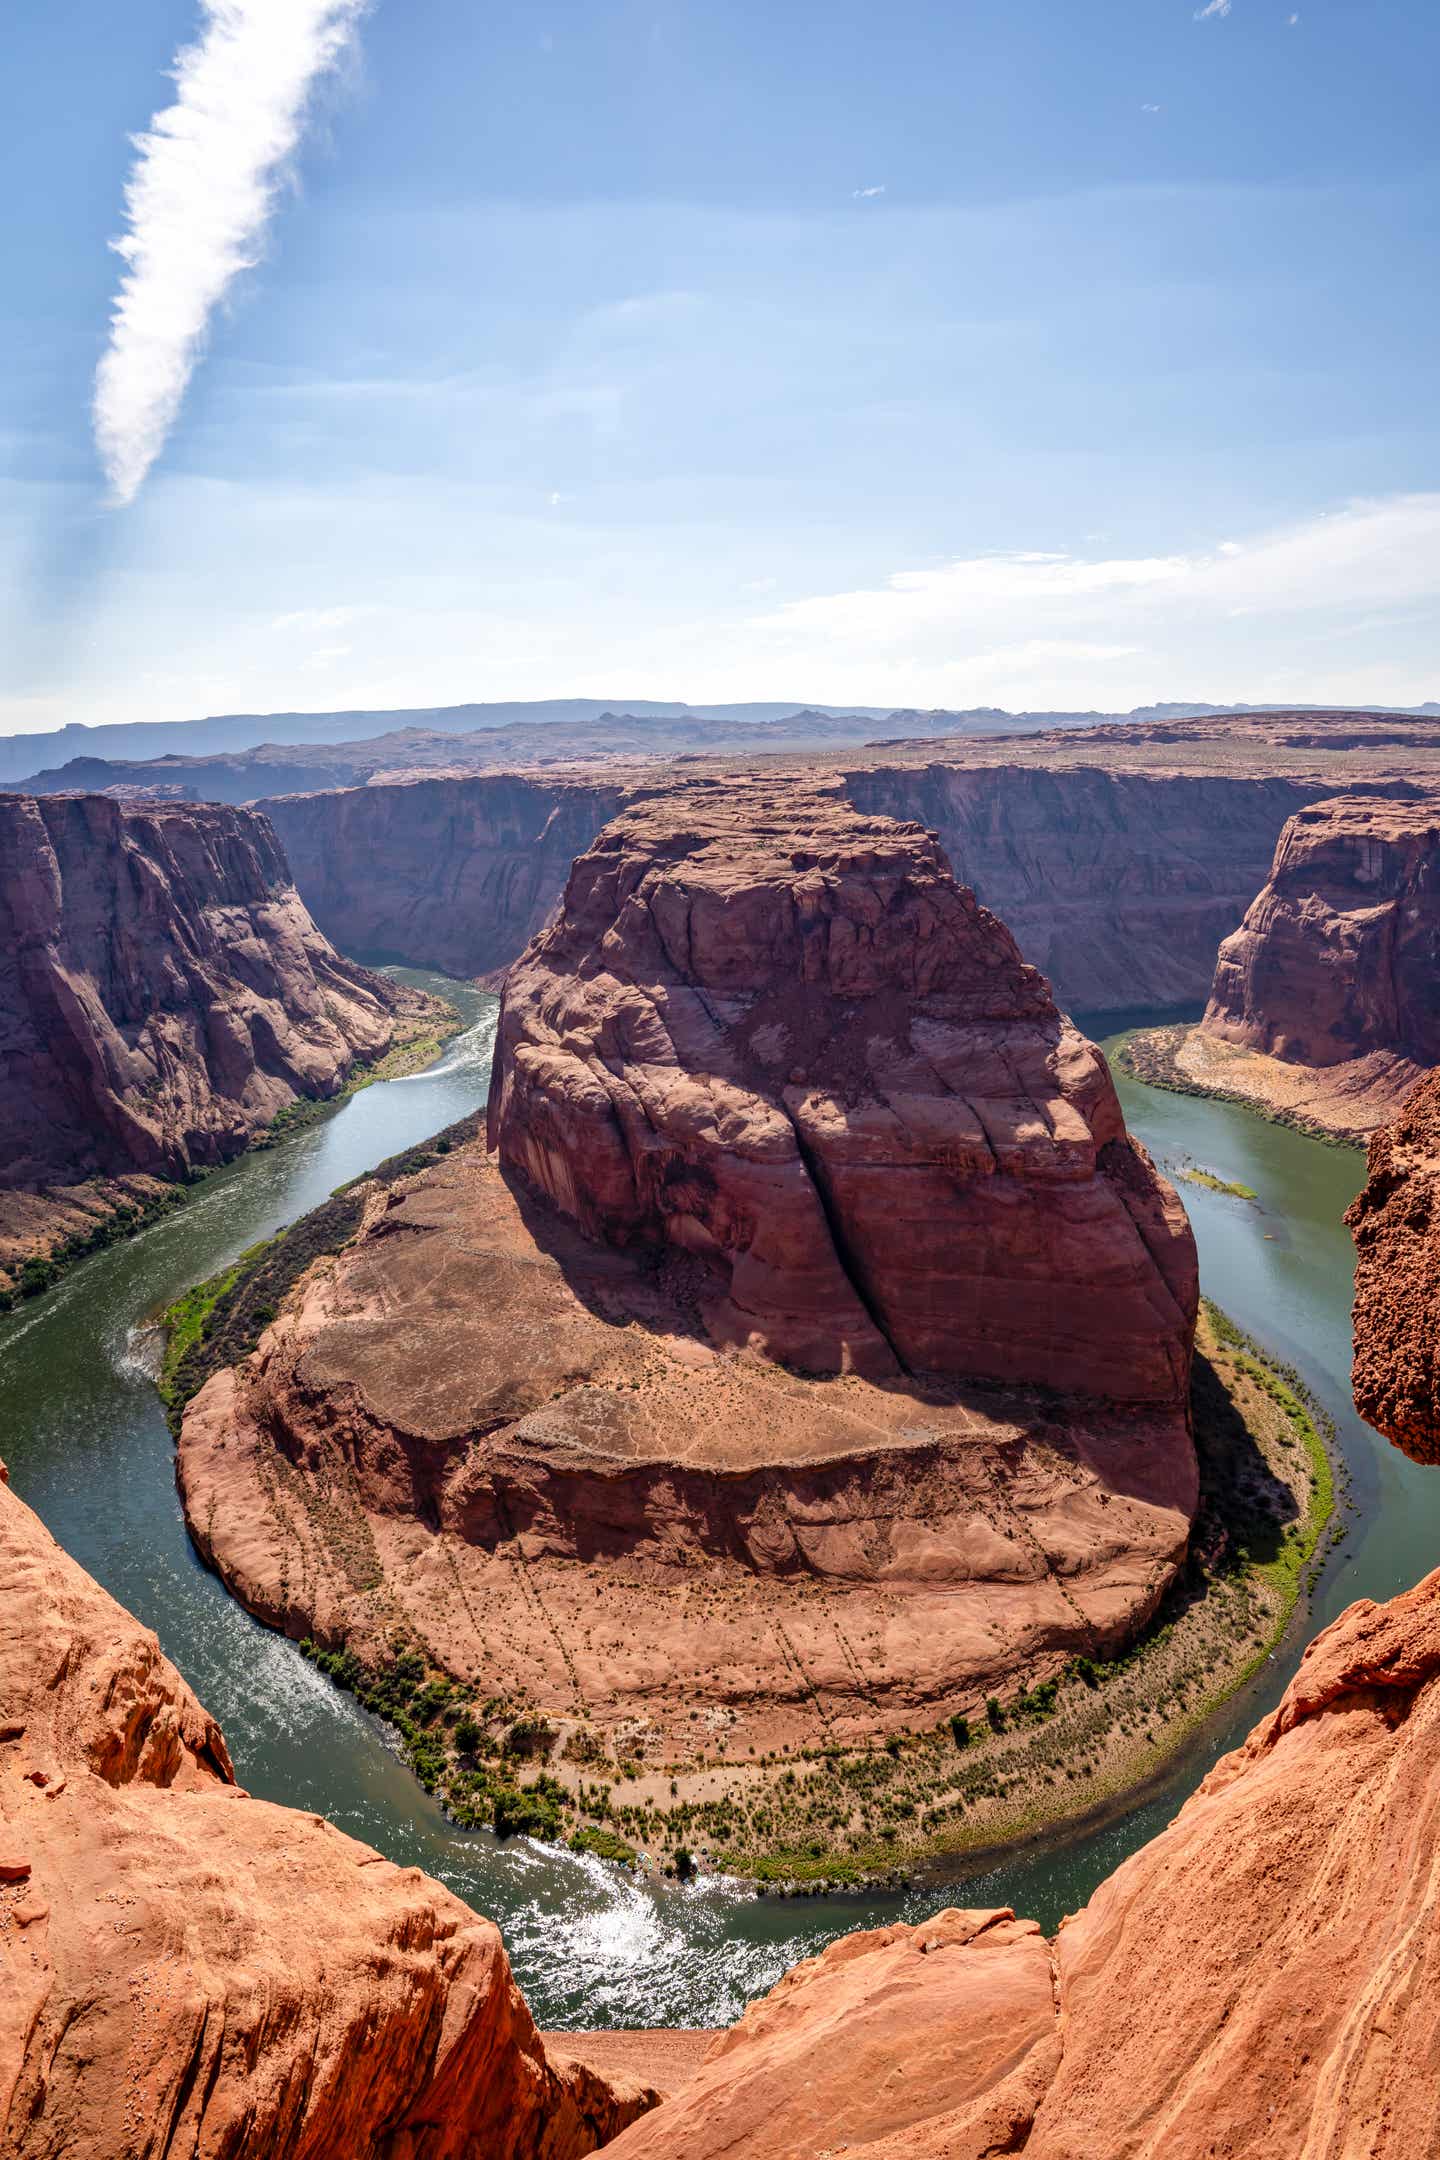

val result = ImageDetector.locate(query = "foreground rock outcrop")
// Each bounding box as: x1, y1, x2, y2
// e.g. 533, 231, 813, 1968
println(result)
1347, 1069, 1440, 1463
177, 784, 1197, 1856
610, 1567, 1440, 2158
0, 793, 426, 1291
1189, 794, 1440, 1137
0, 1457, 655, 2158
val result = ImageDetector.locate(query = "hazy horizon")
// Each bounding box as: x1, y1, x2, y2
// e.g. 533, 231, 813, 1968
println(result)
5, 2, 1438, 732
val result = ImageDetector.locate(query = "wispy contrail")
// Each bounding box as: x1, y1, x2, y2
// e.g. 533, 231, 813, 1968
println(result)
93, 0, 368, 505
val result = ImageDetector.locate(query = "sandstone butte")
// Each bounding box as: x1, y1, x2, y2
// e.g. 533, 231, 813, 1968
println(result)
1174, 792, 1440, 1139
0, 1453, 658, 2159
176, 781, 1199, 1779
0, 792, 430, 1292
258, 705, 1440, 1012
1347, 1067, 1440, 1465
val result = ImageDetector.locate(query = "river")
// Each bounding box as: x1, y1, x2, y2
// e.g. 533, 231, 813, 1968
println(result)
0, 982, 1416, 2028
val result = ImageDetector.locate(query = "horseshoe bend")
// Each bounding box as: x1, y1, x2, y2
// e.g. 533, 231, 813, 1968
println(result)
162, 779, 1310, 1875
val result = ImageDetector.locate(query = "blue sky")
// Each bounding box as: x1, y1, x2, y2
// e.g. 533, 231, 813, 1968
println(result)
4, 0, 1439, 732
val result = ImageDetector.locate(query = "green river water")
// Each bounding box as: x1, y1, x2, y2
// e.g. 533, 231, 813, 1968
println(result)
0, 979, 1421, 2029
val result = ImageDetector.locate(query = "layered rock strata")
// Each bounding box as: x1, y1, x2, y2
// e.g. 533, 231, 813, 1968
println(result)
1347, 1070, 1440, 1463
1189, 794, 1440, 1136
267, 775, 631, 979
0, 793, 421, 1286
265, 761, 1321, 1011
0, 1458, 654, 2158
610, 1567, 1440, 2159
178, 786, 1197, 1777
843, 762, 1320, 1013
489, 782, 1197, 1399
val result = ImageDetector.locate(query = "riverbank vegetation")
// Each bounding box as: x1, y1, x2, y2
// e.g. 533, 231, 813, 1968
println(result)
253, 1300, 1335, 1893
1176, 1165, 1258, 1201
259, 1003, 460, 1143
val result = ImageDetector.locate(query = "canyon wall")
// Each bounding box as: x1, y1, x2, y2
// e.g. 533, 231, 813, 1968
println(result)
1347, 1069, 1440, 1465
0, 793, 417, 1288
266, 773, 632, 977
1200, 795, 1439, 1127
268, 761, 1322, 1013
0, 1456, 655, 2158
842, 762, 1320, 1013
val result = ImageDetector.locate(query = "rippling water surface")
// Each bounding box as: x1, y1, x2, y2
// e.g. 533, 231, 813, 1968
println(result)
0, 985, 1419, 2026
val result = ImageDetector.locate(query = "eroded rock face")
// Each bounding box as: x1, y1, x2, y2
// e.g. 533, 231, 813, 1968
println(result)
603, 1908, 1059, 2160
266, 760, 1324, 1012
489, 781, 1197, 1400
844, 762, 1320, 1013
1347, 1070, 1440, 1463
267, 775, 631, 979
0, 792, 409, 1212
0, 1458, 655, 2159
1200, 794, 1440, 1128
610, 1569, 1440, 2159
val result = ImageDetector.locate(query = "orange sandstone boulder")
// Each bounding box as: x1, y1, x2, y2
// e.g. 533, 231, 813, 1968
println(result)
0, 1459, 655, 2159
602, 1907, 1058, 2160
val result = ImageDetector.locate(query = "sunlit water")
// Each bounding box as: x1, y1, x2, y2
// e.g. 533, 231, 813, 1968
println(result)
0, 986, 1421, 2026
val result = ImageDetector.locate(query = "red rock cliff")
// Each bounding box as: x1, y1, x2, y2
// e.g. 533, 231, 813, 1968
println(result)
489, 780, 1196, 1400
843, 762, 1320, 1012
266, 774, 631, 978
0, 1456, 656, 2158
267, 761, 1321, 1013
0, 793, 414, 1268
1346, 1068, 1440, 1464
1202, 793, 1440, 1088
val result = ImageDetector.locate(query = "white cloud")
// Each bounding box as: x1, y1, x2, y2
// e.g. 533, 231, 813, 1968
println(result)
744, 496, 1440, 689
271, 604, 359, 632
1142, 103, 1163, 114
1194, 0, 1232, 17
852, 185, 886, 200
1288, 11, 1300, 22
93, 0, 368, 506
